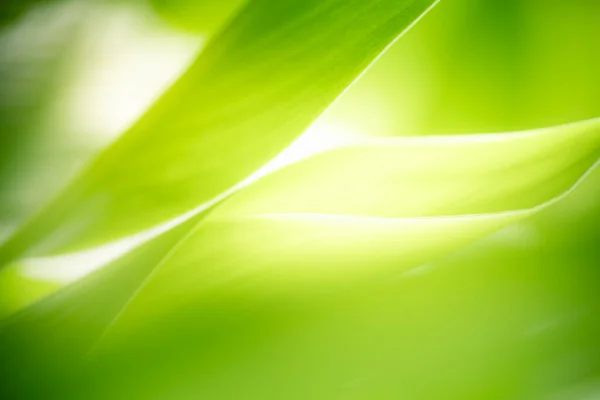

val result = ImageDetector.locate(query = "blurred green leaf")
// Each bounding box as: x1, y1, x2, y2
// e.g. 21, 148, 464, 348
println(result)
2, 118, 599, 398
97, 118, 600, 332
3, 1, 600, 399
0, 0, 439, 266
216, 118, 600, 218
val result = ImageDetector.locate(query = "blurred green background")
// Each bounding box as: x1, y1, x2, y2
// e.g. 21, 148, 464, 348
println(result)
3, 0, 600, 235
1, 0, 600, 399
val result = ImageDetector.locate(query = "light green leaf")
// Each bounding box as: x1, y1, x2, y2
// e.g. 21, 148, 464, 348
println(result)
114, 118, 600, 323
5, 118, 600, 321
87, 175, 600, 400
3, 118, 599, 397
0, 0, 439, 266
0, 0, 441, 395
95, 118, 600, 336
215, 118, 600, 219
7, 139, 599, 399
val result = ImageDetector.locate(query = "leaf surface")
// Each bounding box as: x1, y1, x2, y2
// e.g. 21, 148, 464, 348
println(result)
0, 0, 438, 265
98, 118, 600, 333
2, 117, 600, 398
215, 118, 600, 218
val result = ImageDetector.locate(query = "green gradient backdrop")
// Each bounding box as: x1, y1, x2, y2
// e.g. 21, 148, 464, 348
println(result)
0, 1, 599, 399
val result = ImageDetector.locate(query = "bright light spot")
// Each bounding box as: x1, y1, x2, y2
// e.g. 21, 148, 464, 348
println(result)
20, 239, 136, 284
19, 206, 198, 284
245, 120, 365, 183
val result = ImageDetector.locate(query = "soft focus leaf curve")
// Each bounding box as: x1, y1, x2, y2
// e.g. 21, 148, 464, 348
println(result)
2, 117, 599, 386
1, 1, 599, 399
0, 0, 439, 266
97, 118, 600, 336
215, 118, 600, 219
3, 137, 599, 398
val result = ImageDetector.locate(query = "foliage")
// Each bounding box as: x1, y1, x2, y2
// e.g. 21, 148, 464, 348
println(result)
1, 0, 600, 399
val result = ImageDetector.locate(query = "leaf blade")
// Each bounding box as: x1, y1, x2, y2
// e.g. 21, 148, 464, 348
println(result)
0, 0, 439, 265
3, 117, 600, 398
214, 118, 600, 219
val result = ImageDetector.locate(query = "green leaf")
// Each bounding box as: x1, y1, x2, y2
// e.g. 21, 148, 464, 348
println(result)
215, 118, 600, 218
2, 118, 599, 398
90, 174, 600, 400
96, 118, 600, 334
0, 0, 439, 266
83, 119, 600, 400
